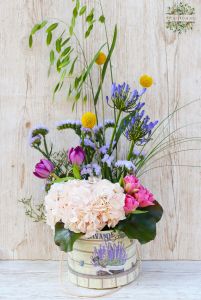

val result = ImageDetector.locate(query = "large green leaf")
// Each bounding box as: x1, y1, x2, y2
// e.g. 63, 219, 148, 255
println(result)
117, 201, 163, 244
142, 201, 163, 222
54, 222, 83, 252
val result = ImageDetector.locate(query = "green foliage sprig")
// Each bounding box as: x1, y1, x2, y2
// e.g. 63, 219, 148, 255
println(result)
29, 0, 116, 121
19, 197, 46, 222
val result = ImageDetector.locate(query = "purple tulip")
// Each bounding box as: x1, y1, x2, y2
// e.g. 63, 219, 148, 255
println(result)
33, 159, 54, 179
68, 146, 85, 165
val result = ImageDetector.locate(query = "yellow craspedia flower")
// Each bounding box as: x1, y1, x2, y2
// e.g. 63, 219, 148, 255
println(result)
96, 52, 107, 65
81, 112, 96, 129
139, 74, 153, 88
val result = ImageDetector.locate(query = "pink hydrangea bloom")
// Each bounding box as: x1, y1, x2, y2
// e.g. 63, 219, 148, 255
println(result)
135, 187, 155, 208
123, 175, 141, 195
124, 194, 139, 214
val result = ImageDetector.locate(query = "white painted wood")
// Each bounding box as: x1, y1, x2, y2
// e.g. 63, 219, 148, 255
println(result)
0, 0, 201, 260
0, 261, 201, 299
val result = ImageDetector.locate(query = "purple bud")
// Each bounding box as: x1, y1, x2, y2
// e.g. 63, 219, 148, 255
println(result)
68, 146, 85, 165
33, 159, 54, 179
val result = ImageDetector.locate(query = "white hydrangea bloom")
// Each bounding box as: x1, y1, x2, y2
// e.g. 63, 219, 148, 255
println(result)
45, 179, 126, 238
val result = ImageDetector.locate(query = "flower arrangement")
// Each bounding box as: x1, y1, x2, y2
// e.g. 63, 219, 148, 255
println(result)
23, 0, 167, 253
26, 74, 163, 251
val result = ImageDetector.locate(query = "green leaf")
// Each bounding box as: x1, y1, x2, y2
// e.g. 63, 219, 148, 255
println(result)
94, 25, 117, 105
40, 20, 48, 29
29, 35, 33, 48
54, 222, 83, 252
61, 37, 70, 47
31, 24, 41, 35
46, 23, 58, 33
83, 95, 87, 103
69, 57, 78, 75
69, 25, 74, 36
117, 201, 163, 244
142, 201, 163, 222
80, 43, 106, 85
99, 15, 105, 23
50, 50, 55, 65
60, 69, 67, 81
73, 164, 81, 179
60, 46, 71, 57
132, 210, 148, 214
86, 8, 94, 22
60, 56, 70, 68
56, 38, 62, 53
74, 76, 82, 89
76, 0, 80, 10
85, 24, 93, 38
75, 92, 81, 100
73, 6, 78, 18
53, 82, 60, 95
79, 5, 87, 15
53, 176, 74, 183
46, 32, 52, 45
31, 20, 48, 35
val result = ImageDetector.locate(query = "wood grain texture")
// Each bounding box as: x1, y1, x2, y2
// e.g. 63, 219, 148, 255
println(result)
0, 261, 201, 299
0, 0, 201, 260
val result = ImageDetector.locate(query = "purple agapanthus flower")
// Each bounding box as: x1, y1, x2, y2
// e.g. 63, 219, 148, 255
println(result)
125, 110, 158, 144
106, 82, 147, 112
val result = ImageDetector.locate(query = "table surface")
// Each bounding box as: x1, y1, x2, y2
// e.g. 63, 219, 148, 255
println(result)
0, 261, 200, 300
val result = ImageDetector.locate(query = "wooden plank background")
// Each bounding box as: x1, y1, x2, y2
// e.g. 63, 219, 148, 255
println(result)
0, 0, 200, 260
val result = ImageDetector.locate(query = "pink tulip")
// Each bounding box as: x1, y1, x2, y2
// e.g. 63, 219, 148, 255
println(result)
123, 175, 141, 195
33, 159, 54, 179
124, 194, 139, 214
68, 146, 85, 165
135, 187, 155, 208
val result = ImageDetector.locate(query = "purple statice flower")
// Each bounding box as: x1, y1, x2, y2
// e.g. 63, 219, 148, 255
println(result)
100, 144, 109, 155
106, 82, 147, 112
56, 120, 81, 128
100, 141, 116, 155
83, 138, 96, 149
30, 124, 49, 137
81, 126, 91, 134
101, 154, 114, 168
29, 134, 41, 147
93, 124, 103, 135
104, 120, 115, 129
115, 160, 136, 171
56, 120, 82, 135
91, 242, 127, 267
81, 163, 101, 177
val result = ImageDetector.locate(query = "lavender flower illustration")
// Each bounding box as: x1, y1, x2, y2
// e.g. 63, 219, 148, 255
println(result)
91, 242, 127, 275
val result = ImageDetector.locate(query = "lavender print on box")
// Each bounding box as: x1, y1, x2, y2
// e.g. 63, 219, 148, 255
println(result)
91, 242, 127, 276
